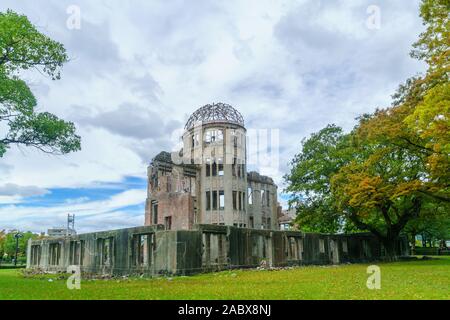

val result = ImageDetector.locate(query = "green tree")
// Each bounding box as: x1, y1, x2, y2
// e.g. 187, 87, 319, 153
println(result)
284, 125, 355, 233
406, 0, 449, 199
2, 231, 37, 261
410, 0, 449, 84
286, 0, 449, 259
404, 202, 450, 252
0, 229, 5, 258
0, 10, 81, 157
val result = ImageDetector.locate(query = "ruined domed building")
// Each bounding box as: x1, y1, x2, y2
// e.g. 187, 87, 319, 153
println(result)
145, 103, 280, 231
26, 103, 409, 276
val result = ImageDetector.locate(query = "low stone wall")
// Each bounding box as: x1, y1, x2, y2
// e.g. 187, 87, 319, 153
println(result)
26, 224, 409, 276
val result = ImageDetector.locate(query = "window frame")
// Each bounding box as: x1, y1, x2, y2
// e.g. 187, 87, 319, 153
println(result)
219, 191, 225, 210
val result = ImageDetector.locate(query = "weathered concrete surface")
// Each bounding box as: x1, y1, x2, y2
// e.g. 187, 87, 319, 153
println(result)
145, 104, 282, 231
27, 224, 409, 276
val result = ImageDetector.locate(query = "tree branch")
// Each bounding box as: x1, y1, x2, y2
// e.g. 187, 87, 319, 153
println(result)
347, 210, 384, 239
400, 136, 436, 154
0, 138, 62, 155
380, 204, 392, 227
418, 190, 450, 203
392, 197, 422, 234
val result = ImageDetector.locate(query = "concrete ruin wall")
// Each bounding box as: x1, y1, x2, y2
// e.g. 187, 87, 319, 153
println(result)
26, 224, 409, 276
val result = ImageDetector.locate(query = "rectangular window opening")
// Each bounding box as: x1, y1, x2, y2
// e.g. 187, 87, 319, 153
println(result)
319, 239, 325, 253
206, 191, 211, 211
151, 201, 158, 224
49, 243, 61, 266
219, 191, 225, 210
342, 240, 348, 253
164, 216, 172, 230
218, 159, 224, 176
212, 191, 218, 210
238, 191, 242, 210
212, 162, 217, 176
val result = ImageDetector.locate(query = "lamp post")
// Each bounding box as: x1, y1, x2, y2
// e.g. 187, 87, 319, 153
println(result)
14, 232, 23, 266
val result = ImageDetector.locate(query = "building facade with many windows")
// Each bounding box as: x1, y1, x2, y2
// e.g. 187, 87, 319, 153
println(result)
28, 104, 411, 276
145, 103, 280, 230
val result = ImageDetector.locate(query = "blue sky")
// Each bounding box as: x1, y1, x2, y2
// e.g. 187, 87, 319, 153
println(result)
0, 0, 427, 233
0, 176, 147, 233
15, 176, 147, 208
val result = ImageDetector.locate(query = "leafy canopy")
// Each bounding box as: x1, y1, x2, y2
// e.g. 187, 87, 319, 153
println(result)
0, 230, 39, 259
284, 125, 354, 233
285, 0, 449, 258
0, 10, 80, 156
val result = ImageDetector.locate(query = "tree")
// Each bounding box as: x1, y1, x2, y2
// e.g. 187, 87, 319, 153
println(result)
404, 82, 449, 192
410, 0, 449, 85
0, 229, 5, 258
0, 10, 81, 157
284, 125, 355, 233
286, 0, 449, 260
331, 132, 426, 259
358, 84, 449, 205
404, 204, 450, 251
285, 120, 430, 259
329, 86, 448, 260
354, 0, 449, 205
2, 231, 37, 262
406, 0, 449, 200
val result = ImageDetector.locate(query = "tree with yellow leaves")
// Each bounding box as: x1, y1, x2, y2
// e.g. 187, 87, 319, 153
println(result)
331, 0, 449, 259
286, 0, 449, 260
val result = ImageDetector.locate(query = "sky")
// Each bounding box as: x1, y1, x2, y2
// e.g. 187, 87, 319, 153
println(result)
0, 0, 427, 234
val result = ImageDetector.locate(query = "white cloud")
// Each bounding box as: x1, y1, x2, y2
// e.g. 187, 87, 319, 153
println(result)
0, 189, 146, 233
0, 184, 49, 205
0, 0, 427, 230
64, 196, 90, 204
0, 183, 49, 197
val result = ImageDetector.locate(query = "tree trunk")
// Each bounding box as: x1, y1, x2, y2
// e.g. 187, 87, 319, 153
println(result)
382, 238, 399, 262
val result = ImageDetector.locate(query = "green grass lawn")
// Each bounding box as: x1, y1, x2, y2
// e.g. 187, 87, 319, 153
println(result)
0, 257, 449, 300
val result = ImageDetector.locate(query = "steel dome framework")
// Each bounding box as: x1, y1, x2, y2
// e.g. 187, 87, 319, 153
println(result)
184, 102, 245, 130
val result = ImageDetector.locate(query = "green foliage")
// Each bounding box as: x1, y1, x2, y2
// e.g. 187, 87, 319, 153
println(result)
285, 0, 449, 257
405, 202, 450, 245
284, 125, 355, 233
0, 231, 38, 261
0, 230, 5, 257
6, 112, 81, 155
0, 10, 80, 156
0, 10, 67, 78
411, 0, 450, 82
